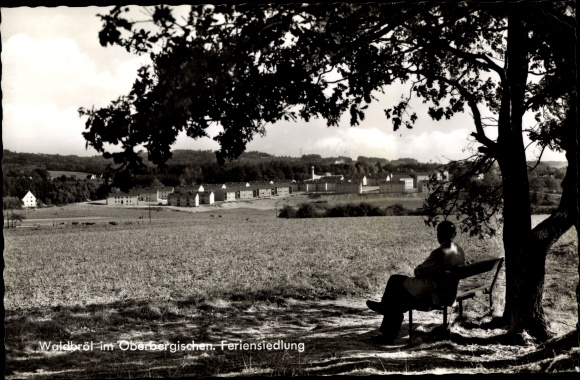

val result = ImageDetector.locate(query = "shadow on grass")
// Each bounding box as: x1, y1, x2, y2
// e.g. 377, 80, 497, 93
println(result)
4, 296, 570, 379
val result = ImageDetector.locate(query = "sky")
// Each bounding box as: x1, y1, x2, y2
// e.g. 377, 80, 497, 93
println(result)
1, 6, 567, 164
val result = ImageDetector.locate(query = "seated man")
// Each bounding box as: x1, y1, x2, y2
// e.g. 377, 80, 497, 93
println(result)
367, 220, 465, 344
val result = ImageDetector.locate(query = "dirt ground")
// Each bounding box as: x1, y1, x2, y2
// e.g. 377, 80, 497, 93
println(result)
5, 294, 579, 379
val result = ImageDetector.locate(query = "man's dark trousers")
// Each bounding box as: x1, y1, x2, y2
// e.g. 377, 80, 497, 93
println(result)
379, 274, 427, 342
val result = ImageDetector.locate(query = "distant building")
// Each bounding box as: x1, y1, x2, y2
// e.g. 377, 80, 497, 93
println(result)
192, 184, 205, 193
410, 172, 430, 188
21, 191, 37, 208
363, 176, 379, 186
137, 189, 159, 204
305, 166, 344, 182
428, 170, 450, 182
213, 188, 237, 202
274, 183, 292, 196
250, 182, 275, 198
335, 182, 362, 194
428, 171, 442, 181
315, 182, 337, 192
236, 186, 255, 199
107, 187, 174, 206
299, 183, 317, 192
418, 181, 430, 193
379, 182, 406, 194
391, 175, 414, 191
157, 187, 174, 204
107, 190, 140, 206
198, 191, 215, 205
168, 192, 199, 207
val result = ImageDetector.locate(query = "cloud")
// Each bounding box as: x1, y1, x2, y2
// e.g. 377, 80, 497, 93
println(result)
2, 103, 98, 155
2, 33, 147, 109
2, 31, 149, 156
240, 119, 478, 162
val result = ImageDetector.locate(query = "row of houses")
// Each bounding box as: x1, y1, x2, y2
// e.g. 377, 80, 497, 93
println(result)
299, 171, 450, 195
106, 181, 297, 207
298, 181, 363, 194
107, 187, 174, 206
167, 182, 293, 207
17, 169, 451, 210
106, 177, 375, 208
106, 170, 452, 207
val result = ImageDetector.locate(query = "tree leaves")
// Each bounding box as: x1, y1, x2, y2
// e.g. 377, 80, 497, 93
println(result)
81, 3, 574, 195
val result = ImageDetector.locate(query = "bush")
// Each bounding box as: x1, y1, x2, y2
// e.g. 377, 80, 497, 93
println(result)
385, 203, 411, 216
325, 202, 386, 218
368, 206, 386, 216
325, 205, 348, 217
278, 205, 297, 218
297, 203, 317, 218
285, 202, 414, 219
3, 196, 22, 210
350, 202, 371, 216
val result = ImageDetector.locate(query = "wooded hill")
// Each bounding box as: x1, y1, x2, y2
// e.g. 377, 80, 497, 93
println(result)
2, 149, 435, 172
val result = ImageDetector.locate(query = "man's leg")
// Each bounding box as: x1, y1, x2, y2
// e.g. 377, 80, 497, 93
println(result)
377, 274, 411, 342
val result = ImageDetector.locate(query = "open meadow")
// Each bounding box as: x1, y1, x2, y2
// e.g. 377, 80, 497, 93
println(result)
3, 202, 579, 377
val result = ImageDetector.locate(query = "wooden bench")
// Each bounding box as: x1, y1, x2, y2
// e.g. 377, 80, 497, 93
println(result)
408, 257, 504, 338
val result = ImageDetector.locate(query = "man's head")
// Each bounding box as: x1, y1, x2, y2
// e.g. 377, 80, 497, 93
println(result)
437, 220, 457, 244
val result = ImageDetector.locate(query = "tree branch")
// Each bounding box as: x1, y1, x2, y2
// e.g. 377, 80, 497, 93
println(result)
408, 68, 498, 153
527, 144, 546, 171
440, 45, 506, 80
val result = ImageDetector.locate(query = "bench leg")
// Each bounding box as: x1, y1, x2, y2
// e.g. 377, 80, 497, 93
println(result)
409, 308, 449, 340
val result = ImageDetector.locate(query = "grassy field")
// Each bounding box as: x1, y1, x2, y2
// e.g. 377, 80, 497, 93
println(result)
4, 216, 504, 309
3, 207, 578, 377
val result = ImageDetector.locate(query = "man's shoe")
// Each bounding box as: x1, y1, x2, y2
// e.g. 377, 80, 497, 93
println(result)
366, 300, 386, 315
370, 334, 395, 345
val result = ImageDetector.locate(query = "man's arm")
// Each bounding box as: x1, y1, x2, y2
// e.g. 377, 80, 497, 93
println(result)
413, 249, 444, 278
415, 243, 466, 278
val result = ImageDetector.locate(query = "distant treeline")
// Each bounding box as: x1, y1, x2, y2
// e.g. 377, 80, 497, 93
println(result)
2, 149, 442, 190
146, 159, 440, 187
2, 150, 111, 174
2, 149, 426, 174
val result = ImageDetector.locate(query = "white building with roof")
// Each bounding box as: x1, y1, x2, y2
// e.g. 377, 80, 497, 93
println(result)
21, 191, 37, 208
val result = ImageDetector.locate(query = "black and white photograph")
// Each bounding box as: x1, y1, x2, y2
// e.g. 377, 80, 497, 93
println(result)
2, 1, 578, 377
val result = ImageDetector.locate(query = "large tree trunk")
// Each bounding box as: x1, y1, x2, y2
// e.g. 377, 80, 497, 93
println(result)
529, 94, 578, 342
570, 126, 578, 345
526, 161, 577, 335
497, 8, 549, 341
562, 95, 580, 343
576, 137, 579, 346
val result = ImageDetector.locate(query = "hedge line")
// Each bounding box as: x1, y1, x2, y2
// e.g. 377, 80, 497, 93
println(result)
278, 202, 421, 218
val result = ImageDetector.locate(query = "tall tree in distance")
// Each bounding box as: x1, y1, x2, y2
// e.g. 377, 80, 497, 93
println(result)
79, 2, 577, 342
